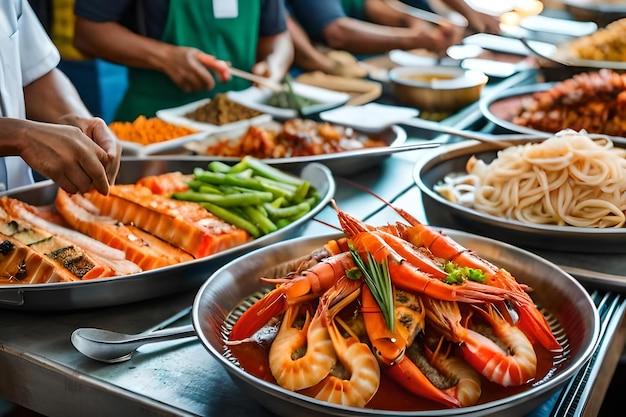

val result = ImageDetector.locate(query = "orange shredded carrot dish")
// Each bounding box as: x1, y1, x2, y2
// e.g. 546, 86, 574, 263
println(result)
109, 116, 198, 145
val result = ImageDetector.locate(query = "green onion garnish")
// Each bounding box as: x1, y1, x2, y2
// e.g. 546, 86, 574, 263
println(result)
349, 243, 395, 331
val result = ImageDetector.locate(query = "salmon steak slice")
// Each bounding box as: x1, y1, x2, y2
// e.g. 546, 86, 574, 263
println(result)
0, 233, 70, 284
55, 190, 194, 271
83, 184, 251, 258
0, 196, 141, 279
136, 171, 192, 196
0, 198, 116, 282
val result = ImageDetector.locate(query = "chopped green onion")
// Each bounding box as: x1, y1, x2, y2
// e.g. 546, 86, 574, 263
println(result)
349, 244, 394, 332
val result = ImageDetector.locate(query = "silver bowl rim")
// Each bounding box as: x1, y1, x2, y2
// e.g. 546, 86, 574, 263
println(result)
192, 230, 601, 416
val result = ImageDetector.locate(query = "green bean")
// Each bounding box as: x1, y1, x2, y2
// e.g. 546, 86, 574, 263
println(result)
172, 190, 273, 206
207, 161, 233, 174
240, 156, 304, 186
264, 201, 311, 219
194, 170, 267, 191
255, 177, 296, 200
270, 197, 288, 208
200, 202, 261, 238
227, 160, 248, 174
242, 205, 277, 235
198, 184, 223, 195
186, 180, 205, 191
293, 181, 310, 203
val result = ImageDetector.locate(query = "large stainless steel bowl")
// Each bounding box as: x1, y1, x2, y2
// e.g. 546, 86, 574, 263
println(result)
192, 231, 599, 417
413, 140, 626, 253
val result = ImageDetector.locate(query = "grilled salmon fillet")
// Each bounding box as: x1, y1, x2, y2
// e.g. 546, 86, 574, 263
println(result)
55, 190, 194, 270
82, 184, 251, 258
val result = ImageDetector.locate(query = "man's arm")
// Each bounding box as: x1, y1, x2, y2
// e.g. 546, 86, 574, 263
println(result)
73, 18, 229, 92
323, 17, 460, 55
16, 69, 121, 193
287, 14, 335, 73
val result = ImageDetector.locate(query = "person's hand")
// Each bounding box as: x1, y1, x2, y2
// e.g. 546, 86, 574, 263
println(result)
60, 114, 122, 189
19, 117, 120, 195
467, 11, 501, 34
250, 60, 287, 86
408, 20, 464, 55
161, 46, 230, 92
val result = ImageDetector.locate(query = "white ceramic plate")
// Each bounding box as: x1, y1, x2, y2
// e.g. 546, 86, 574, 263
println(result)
388, 49, 439, 66
118, 130, 214, 157
226, 82, 350, 120
156, 98, 273, 132
520, 15, 597, 38
319, 103, 419, 133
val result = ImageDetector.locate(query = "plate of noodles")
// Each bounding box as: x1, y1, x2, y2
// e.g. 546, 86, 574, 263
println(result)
413, 130, 626, 254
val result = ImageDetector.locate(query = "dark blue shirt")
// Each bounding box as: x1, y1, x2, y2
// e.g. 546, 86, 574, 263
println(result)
285, 0, 346, 43
285, 0, 433, 43
74, 0, 286, 40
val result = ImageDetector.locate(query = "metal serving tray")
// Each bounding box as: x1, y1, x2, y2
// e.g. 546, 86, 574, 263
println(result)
0, 158, 335, 311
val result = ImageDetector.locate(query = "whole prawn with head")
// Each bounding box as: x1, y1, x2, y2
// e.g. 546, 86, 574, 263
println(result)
334, 188, 562, 353
265, 250, 364, 392
362, 285, 481, 408
306, 276, 381, 408
229, 238, 353, 341
425, 297, 538, 387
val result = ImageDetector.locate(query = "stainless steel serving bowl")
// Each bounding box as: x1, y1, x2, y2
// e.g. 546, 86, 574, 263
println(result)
563, 0, 626, 27
413, 140, 626, 254
192, 231, 599, 417
389, 66, 488, 113
0, 159, 335, 311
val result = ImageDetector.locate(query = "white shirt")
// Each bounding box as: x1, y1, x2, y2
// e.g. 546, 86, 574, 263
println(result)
0, 0, 61, 192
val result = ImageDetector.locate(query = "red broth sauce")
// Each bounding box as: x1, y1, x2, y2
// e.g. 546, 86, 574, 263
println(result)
226, 302, 565, 412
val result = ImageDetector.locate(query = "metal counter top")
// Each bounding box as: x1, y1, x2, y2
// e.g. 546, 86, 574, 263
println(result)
1, 70, 625, 417
1, 153, 625, 417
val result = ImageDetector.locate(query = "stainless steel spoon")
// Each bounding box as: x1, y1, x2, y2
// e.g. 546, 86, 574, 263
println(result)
71, 306, 196, 363
71, 324, 196, 363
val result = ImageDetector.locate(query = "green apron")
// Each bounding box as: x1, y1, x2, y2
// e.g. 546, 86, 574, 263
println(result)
115, 0, 261, 121
341, 0, 366, 21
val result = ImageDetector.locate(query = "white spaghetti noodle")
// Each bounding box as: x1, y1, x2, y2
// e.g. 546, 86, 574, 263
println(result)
434, 130, 626, 228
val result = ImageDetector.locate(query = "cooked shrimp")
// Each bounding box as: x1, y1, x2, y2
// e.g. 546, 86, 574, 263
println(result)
309, 276, 380, 408
230, 248, 355, 341
423, 337, 482, 407
268, 303, 336, 391
426, 298, 537, 387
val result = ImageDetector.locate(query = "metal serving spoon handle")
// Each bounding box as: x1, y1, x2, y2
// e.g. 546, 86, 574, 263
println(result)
71, 324, 196, 364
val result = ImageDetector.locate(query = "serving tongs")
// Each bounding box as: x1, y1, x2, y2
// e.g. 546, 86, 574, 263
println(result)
228, 67, 284, 92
